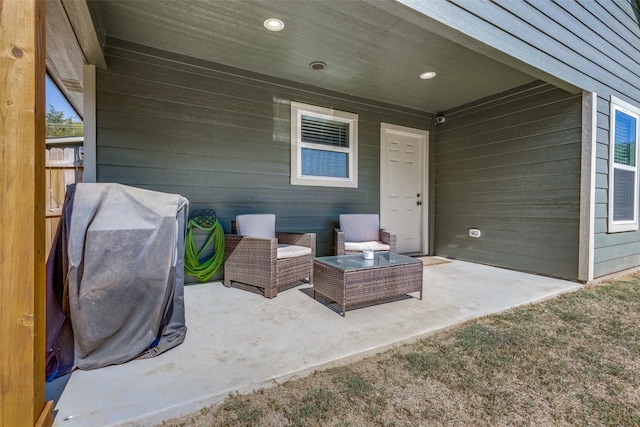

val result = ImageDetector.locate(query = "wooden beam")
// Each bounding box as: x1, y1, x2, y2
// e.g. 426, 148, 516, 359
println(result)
1, 0, 52, 426
35, 401, 54, 427
45, 0, 86, 119
61, 0, 107, 69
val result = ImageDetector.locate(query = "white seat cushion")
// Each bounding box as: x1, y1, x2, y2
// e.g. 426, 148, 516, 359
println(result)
340, 214, 380, 242
236, 214, 275, 238
277, 244, 312, 259
344, 241, 390, 252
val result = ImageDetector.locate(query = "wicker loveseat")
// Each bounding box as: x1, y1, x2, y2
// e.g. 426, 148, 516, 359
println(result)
224, 214, 315, 298
334, 214, 396, 255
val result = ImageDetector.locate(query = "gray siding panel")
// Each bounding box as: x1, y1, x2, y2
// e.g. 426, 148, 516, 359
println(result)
554, 1, 640, 74
96, 39, 431, 256
591, 93, 640, 278
397, 0, 640, 104
396, 0, 640, 279
434, 82, 582, 280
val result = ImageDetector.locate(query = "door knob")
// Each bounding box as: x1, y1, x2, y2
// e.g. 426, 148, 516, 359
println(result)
417, 201, 422, 206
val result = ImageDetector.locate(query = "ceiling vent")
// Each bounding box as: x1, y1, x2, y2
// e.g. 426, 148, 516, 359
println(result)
309, 61, 327, 71
59, 78, 84, 93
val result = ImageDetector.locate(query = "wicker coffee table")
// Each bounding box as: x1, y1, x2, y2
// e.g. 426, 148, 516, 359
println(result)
313, 252, 423, 316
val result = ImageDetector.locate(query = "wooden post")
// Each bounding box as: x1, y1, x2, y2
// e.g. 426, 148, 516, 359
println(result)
0, 0, 53, 426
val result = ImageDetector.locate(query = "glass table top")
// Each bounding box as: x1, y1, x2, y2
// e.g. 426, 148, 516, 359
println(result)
314, 252, 422, 271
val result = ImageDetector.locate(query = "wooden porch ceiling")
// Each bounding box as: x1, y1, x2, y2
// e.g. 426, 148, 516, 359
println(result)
48, 0, 538, 115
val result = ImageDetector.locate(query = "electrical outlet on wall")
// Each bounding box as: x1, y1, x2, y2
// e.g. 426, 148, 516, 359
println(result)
469, 228, 481, 238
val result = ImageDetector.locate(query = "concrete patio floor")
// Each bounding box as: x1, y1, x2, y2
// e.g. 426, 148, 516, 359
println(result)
48, 258, 582, 426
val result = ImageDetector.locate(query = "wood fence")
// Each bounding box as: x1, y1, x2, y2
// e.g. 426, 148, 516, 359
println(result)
46, 147, 83, 253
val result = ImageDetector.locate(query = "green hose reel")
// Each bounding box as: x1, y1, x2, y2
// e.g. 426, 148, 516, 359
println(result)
184, 209, 224, 282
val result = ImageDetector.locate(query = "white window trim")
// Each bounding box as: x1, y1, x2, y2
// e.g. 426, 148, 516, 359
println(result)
608, 95, 640, 233
290, 101, 358, 188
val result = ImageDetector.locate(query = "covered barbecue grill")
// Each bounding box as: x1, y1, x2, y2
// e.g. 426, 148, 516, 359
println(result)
46, 183, 189, 377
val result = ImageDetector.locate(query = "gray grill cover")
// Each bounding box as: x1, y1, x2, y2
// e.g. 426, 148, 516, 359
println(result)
67, 183, 188, 370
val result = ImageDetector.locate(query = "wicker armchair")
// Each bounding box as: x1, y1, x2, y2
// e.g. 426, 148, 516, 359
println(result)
224, 214, 315, 298
334, 214, 396, 255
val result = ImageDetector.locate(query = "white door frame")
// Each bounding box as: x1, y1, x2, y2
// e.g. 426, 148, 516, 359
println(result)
380, 123, 429, 255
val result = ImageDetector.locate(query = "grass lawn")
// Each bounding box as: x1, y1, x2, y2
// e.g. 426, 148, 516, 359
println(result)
161, 273, 640, 426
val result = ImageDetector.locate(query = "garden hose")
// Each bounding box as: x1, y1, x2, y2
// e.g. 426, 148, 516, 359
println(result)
184, 210, 225, 282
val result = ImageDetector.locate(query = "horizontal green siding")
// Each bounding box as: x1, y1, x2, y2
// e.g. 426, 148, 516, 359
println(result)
96, 39, 431, 256
434, 81, 582, 280
592, 93, 640, 278
396, 0, 640, 279
397, 0, 640, 105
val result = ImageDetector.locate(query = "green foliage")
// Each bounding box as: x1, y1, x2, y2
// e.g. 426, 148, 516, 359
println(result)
46, 104, 83, 137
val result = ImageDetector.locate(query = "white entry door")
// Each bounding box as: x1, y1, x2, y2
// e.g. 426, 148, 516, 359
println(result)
380, 123, 428, 254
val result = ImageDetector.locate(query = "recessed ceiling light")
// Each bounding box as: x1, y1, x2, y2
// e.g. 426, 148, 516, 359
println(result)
419, 71, 437, 80
309, 61, 327, 70
264, 18, 285, 32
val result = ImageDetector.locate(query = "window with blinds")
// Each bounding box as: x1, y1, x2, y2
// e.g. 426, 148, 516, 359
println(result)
609, 96, 640, 233
301, 116, 349, 147
290, 101, 358, 188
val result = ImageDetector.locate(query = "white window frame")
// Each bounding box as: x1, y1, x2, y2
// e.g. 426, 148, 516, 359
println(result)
290, 101, 358, 188
608, 95, 640, 233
